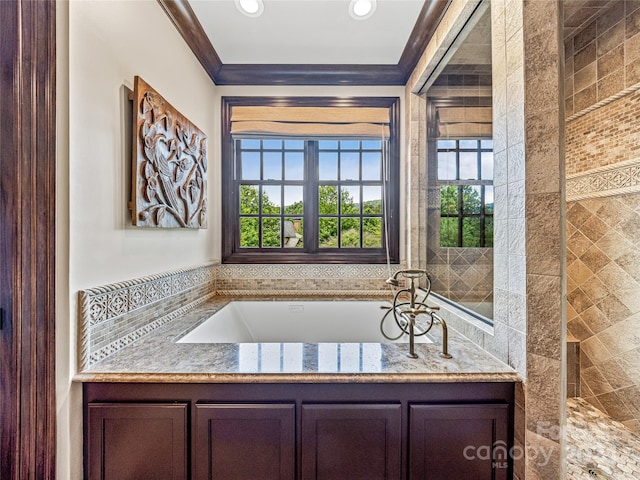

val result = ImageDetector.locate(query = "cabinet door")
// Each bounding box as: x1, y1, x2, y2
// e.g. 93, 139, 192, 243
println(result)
195, 403, 295, 480
409, 403, 510, 480
301, 403, 402, 480
86, 402, 188, 480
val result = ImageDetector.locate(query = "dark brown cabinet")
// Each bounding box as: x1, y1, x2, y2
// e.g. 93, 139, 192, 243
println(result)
86, 402, 188, 480
195, 403, 295, 480
301, 404, 402, 480
409, 403, 510, 480
84, 382, 514, 480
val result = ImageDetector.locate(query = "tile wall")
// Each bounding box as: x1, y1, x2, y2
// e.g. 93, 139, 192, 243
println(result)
565, 0, 640, 433
565, 0, 640, 116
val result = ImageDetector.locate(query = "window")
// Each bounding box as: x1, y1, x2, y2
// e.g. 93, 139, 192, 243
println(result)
222, 97, 399, 264
437, 139, 493, 247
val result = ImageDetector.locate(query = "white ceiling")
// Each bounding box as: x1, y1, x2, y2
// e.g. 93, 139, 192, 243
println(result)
189, 0, 426, 65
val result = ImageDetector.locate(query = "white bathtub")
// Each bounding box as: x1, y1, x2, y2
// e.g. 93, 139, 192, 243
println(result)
177, 300, 433, 344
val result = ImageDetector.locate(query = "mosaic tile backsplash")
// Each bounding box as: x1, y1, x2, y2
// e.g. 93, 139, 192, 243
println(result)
79, 263, 404, 368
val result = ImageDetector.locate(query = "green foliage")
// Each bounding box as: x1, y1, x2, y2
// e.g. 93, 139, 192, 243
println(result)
239, 183, 383, 249
440, 185, 492, 248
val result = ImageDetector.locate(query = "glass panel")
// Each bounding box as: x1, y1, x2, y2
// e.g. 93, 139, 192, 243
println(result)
240, 139, 260, 149
319, 140, 338, 149
239, 185, 260, 214
481, 151, 494, 180
262, 218, 281, 247
462, 217, 481, 247
440, 186, 459, 215
262, 185, 281, 214
263, 151, 282, 180
362, 140, 382, 150
319, 152, 338, 180
239, 217, 259, 247
484, 186, 494, 214
284, 186, 303, 214
362, 186, 382, 214
285, 139, 304, 149
284, 152, 304, 180
484, 217, 494, 247
462, 186, 482, 214
459, 140, 478, 149
318, 185, 338, 214
341, 218, 360, 247
263, 139, 282, 149
363, 217, 382, 248
283, 218, 303, 248
240, 151, 260, 180
340, 140, 359, 150
459, 152, 478, 179
437, 151, 456, 180
481, 139, 493, 149
341, 186, 360, 215
340, 151, 359, 180
437, 139, 456, 149
361, 152, 381, 180
440, 217, 458, 247
319, 218, 338, 247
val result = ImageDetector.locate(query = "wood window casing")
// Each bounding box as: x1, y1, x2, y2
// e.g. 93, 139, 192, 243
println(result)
221, 97, 400, 264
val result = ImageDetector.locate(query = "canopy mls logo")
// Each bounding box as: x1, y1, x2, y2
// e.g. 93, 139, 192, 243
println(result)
462, 439, 554, 467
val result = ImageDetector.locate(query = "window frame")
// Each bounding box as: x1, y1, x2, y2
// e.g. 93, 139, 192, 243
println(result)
221, 96, 400, 264
436, 139, 494, 248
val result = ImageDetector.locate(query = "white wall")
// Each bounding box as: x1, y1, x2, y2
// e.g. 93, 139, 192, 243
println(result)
58, 1, 217, 477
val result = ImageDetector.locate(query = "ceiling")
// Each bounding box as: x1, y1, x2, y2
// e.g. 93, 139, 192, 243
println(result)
159, 0, 450, 85
189, 0, 425, 65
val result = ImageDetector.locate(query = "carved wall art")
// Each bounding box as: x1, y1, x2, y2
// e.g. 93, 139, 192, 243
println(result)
130, 76, 207, 228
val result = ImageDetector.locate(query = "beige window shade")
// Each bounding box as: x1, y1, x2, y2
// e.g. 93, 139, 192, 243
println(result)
231, 106, 390, 139
437, 106, 492, 139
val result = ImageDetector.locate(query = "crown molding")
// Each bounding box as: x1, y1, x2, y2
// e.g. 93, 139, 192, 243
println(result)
157, 0, 451, 86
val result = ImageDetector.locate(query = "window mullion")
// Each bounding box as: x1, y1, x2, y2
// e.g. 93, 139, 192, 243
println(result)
306, 140, 319, 253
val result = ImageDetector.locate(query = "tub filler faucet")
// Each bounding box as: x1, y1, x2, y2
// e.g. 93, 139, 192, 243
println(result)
382, 269, 452, 359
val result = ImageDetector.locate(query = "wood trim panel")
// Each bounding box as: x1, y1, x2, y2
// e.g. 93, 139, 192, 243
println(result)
158, 0, 451, 86
0, 0, 57, 478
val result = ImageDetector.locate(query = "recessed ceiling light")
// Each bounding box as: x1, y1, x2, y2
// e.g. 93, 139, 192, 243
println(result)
349, 0, 376, 20
235, 0, 264, 17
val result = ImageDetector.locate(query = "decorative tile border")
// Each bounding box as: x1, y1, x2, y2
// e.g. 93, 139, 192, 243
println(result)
215, 289, 393, 298
79, 263, 215, 369
80, 264, 215, 326
566, 80, 640, 123
86, 293, 215, 368
214, 263, 402, 280
566, 158, 640, 202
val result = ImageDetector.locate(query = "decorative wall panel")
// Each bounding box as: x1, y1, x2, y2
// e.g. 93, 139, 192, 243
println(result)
130, 76, 207, 228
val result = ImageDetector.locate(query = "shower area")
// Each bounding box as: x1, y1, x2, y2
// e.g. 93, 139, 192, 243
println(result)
564, 0, 640, 433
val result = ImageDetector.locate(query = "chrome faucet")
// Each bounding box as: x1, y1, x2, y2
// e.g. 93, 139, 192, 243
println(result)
382, 269, 452, 359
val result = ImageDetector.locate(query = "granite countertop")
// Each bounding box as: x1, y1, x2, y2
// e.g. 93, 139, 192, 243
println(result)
74, 297, 520, 384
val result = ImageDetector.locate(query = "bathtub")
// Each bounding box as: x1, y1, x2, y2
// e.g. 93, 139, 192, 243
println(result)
177, 300, 433, 344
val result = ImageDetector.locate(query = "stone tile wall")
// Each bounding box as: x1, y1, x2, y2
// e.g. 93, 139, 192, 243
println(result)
407, 0, 567, 478
565, 0, 640, 434
567, 193, 640, 433
565, 0, 640, 116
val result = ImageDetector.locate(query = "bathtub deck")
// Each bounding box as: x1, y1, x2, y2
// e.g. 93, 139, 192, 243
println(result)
75, 297, 519, 384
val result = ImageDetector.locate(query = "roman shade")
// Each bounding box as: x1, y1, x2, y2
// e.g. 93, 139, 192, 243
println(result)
230, 106, 391, 139
436, 106, 492, 138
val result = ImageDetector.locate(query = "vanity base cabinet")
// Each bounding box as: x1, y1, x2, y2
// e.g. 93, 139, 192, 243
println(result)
83, 382, 514, 480
194, 403, 296, 480
301, 403, 402, 480
409, 403, 510, 480
85, 402, 188, 480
